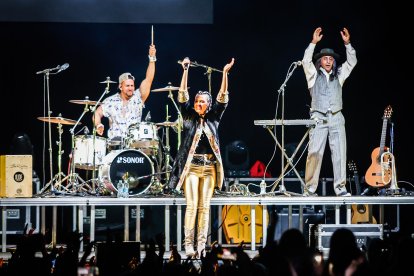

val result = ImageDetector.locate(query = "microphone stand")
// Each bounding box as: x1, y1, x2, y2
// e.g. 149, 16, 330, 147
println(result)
90, 77, 113, 193
192, 61, 223, 94
272, 62, 301, 194
36, 66, 61, 194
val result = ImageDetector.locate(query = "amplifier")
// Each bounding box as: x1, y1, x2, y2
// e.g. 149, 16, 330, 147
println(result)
0, 155, 33, 197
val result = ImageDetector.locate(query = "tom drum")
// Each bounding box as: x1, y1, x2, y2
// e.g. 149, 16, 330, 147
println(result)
73, 135, 107, 170
124, 123, 159, 154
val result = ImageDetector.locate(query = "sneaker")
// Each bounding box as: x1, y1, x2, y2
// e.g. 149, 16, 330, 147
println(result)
303, 191, 318, 197
337, 191, 351, 197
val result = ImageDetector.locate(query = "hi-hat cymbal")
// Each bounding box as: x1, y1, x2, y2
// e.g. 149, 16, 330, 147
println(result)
155, 121, 177, 127
69, 99, 100, 105
37, 116, 80, 125
151, 85, 180, 92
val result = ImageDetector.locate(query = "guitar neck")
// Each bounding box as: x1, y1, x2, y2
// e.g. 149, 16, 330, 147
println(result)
353, 174, 361, 195
379, 117, 388, 155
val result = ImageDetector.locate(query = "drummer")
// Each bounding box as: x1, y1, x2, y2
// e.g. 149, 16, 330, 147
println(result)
93, 44, 157, 144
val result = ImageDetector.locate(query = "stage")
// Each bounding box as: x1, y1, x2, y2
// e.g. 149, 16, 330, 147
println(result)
2, 192, 414, 255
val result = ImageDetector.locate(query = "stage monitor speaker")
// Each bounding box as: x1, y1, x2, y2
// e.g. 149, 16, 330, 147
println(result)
0, 155, 32, 197
96, 241, 140, 276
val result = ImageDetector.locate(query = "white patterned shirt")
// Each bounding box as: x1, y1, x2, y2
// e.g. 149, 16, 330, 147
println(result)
101, 90, 144, 139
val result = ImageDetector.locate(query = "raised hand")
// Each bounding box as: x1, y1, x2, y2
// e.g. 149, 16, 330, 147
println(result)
312, 27, 323, 44
340, 27, 351, 44
223, 58, 235, 73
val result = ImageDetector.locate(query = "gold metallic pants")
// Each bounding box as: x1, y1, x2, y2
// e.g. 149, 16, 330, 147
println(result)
183, 162, 216, 256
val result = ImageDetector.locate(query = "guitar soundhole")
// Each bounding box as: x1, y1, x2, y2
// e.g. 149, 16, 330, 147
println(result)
357, 205, 366, 214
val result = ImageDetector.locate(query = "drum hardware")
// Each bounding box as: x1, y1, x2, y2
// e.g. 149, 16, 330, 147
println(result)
155, 121, 178, 127
99, 78, 117, 84
66, 96, 102, 194
69, 99, 101, 106
37, 115, 77, 195
89, 77, 117, 192
165, 83, 183, 149
157, 105, 175, 183
152, 82, 183, 149
151, 84, 180, 92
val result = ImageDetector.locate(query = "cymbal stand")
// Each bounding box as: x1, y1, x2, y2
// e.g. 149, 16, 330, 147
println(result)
38, 118, 70, 195
90, 77, 114, 192
271, 62, 302, 194
163, 105, 172, 182
66, 98, 92, 194
164, 82, 183, 150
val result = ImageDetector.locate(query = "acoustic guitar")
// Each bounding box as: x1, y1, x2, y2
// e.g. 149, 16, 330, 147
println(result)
348, 160, 377, 224
365, 105, 393, 187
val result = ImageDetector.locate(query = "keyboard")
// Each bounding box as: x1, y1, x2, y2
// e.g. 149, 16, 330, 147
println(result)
254, 119, 317, 126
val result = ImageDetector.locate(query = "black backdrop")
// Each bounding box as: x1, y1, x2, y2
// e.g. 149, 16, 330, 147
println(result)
1, 1, 413, 233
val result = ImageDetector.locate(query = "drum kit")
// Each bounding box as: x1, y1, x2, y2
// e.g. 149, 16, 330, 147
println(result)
37, 80, 182, 197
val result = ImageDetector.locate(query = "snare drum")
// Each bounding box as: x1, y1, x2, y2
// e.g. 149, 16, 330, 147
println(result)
98, 149, 154, 196
124, 122, 159, 154
73, 135, 107, 170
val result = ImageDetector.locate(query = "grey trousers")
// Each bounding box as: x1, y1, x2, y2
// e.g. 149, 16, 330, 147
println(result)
305, 111, 348, 195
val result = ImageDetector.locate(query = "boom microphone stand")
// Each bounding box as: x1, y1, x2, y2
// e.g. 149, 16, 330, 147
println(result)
192, 61, 223, 94
270, 61, 302, 195
36, 63, 69, 194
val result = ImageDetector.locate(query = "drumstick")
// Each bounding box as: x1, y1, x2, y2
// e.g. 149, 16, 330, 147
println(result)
151, 25, 154, 45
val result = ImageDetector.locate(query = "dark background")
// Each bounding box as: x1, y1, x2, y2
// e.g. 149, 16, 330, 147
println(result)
1, 0, 413, 236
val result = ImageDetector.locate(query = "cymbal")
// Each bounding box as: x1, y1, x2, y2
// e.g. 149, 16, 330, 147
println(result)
37, 116, 80, 125
69, 99, 100, 105
155, 121, 177, 127
100, 78, 117, 84
151, 85, 180, 92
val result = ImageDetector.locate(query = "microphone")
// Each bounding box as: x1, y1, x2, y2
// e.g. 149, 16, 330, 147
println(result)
293, 61, 302, 66
177, 58, 195, 69
56, 63, 69, 73
83, 126, 89, 135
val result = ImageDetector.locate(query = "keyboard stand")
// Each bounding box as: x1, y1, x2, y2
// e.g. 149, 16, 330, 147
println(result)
261, 125, 312, 194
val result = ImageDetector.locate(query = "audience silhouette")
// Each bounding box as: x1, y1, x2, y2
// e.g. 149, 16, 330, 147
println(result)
1, 214, 413, 276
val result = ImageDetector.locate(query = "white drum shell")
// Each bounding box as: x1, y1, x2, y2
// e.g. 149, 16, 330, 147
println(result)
73, 135, 107, 170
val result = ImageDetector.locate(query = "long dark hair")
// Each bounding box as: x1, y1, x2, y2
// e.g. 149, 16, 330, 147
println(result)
315, 58, 340, 81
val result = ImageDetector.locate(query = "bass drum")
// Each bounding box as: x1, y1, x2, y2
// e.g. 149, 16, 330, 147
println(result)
99, 149, 154, 196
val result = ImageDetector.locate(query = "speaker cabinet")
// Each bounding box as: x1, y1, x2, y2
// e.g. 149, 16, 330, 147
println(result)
0, 155, 32, 197
273, 208, 325, 242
